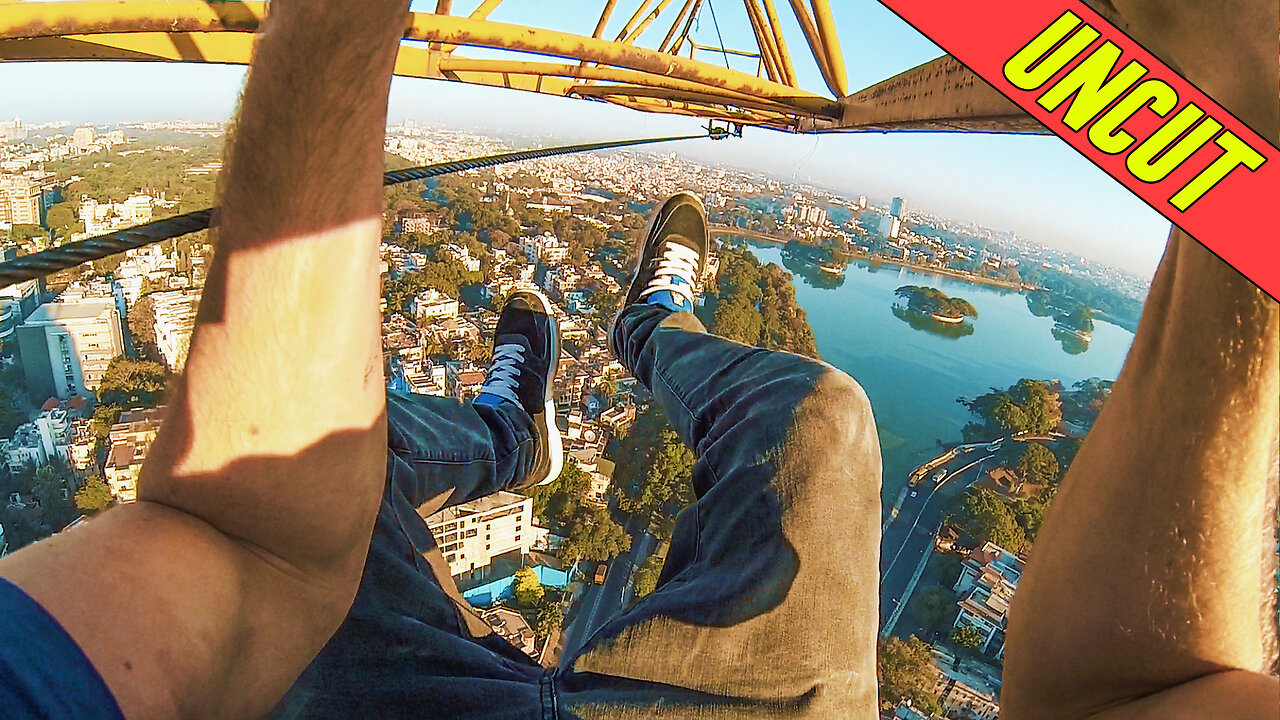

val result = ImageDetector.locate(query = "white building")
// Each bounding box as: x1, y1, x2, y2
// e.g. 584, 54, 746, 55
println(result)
952, 541, 1024, 659
71, 125, 95, 151
149, 289, 201, 371
16, 299, 124, 401
527, 232, 570, 266
424, 491, 535, 579
414, 288, 460, 321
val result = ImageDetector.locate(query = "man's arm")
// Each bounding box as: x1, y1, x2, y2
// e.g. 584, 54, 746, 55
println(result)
1003, 2, 1279, 718
0, 1, 408, 717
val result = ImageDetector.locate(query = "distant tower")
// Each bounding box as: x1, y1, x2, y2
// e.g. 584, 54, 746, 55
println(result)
857, 195, 867, 210
890, 197, 905, 217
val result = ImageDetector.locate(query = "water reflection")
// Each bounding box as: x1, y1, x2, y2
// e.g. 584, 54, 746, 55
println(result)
891, 305, 976, 338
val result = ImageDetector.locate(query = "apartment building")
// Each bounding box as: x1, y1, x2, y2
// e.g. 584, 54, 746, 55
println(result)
16, 299, 124, 401
149, 289, 201, 371
103, 407, 165, 503
424, 491, 534, 579
0, 173, 42, 225
414, 288, 460, 321
952, 541, 1024, 659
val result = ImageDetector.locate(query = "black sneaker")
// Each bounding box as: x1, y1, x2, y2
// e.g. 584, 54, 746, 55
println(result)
475, 289, 562, 488
620, 192, 710, 313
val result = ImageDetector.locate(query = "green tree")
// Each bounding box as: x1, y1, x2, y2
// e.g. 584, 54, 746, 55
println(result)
74, 476, 114, 514
951, 626, 984, 650
951, 488, 1026, 551
877, 636, 941, 713
561, 505, 631, 563
31, 460, 78, 532
534, 599, 563, 638
1016, 443, 1060, 486
127, 294, 162, 362
90, 403, 123, 440
97, 356, 167, 407
0, 363, 28, 437
631, 553, 664, 599
525, 460, 591, 532
45, 202, 78, 235
512, 567, 545, 607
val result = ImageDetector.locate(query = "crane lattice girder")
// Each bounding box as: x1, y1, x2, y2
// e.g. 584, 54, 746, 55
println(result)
0, 0, 1039, 134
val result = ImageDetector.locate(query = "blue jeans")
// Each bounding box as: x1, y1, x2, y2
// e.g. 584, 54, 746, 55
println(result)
272, 305, 882, 719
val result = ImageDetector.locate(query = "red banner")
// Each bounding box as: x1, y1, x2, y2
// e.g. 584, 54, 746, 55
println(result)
878, 1, 1280, 299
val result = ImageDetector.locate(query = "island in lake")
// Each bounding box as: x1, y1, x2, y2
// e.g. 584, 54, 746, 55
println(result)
892, 285, 979, 337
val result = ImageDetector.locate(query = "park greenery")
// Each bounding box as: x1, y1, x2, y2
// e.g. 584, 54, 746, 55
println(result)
877, 636, 942, 714
961, 378, 1063, 440
708, 243, 819, 359
524, 461, 631, 564
611, 405, 694, 540
944, 377, 1114, 553
97, 357, 168, 408
894, 285, 978, 320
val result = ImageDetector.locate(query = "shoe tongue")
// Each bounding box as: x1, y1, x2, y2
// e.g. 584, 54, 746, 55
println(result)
495, 307, 544, 357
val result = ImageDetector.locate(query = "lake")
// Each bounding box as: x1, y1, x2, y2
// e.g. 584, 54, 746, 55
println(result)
740, 242, 1137, 502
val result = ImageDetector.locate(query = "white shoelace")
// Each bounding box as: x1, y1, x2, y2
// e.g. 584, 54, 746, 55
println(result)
638, 241, 701, 308
481, 343, 525, 405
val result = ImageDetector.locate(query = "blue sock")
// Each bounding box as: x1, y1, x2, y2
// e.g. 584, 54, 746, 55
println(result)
474, 392, 506, 407
646, 278, 693, 313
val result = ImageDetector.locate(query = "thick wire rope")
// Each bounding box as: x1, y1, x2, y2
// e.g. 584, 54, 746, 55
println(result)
0, 133, 706, 288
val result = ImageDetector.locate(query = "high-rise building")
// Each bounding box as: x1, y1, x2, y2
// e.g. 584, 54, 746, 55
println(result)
150, 289, 201, 372
16, 299, 124, 401
0, 118, 26, 142
0, 174, 42, 225
71, 125, 96, 151
856, 195, 867, 210
890, 196, 905, 217
424, 491, 535, 579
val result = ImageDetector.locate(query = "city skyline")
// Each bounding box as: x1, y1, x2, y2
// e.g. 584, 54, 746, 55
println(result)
0, 0, 1173, 275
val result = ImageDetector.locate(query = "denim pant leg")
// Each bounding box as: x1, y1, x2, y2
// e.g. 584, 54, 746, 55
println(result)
272, 391, 551, 720
555, 306, 882, 719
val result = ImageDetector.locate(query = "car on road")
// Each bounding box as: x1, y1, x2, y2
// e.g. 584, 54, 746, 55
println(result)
594, 564, 607, 585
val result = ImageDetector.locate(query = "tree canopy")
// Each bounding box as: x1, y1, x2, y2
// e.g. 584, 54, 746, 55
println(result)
951, 626, 984, 650
894, 285, 978, 319
1016, 443, 1060, 486
512, 567, 545, 608
631, 552, 665, 599
709, 244, 819, 359
962, 378, 1062, 438
877, 636, 941, 713
74, 476, 114, 515
949, 487, 1026, 552
560, 505, 631, 563
97, 356, 167, 407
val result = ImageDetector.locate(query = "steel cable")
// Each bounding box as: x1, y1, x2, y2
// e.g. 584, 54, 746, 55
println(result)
0, 133, 705, 288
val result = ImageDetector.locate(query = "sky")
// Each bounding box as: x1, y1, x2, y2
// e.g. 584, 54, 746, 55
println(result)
0, 0, 1173, 274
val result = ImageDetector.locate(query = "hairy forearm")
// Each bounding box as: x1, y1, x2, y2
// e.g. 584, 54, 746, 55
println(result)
141, 0, 409, 578
1003, 234, 1279, 718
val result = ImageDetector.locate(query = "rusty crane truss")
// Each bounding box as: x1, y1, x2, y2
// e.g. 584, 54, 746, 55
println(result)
0, 0, 1045, 134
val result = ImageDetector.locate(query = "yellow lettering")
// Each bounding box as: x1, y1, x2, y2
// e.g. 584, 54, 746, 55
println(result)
1088, 79, 1178, 154
1169, 131, 1267, 211
1003, 11, 1100, 91
1038, 41, 1147, 132
1126, 103, 1221, 183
